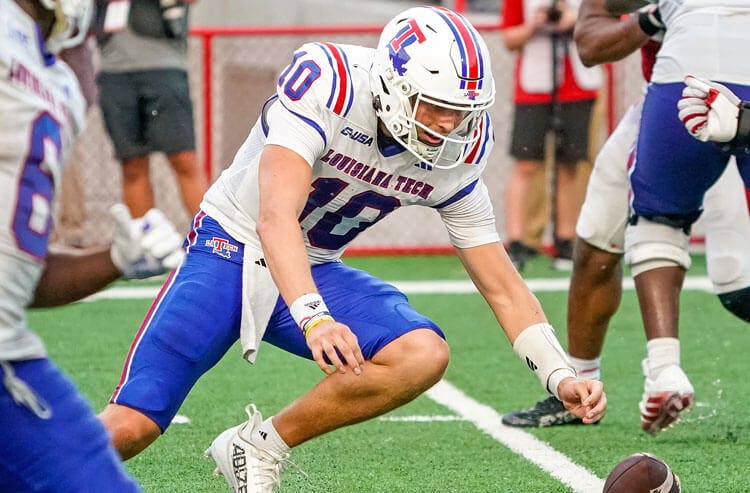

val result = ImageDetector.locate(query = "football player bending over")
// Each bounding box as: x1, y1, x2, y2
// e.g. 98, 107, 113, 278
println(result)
98, 6, 606, 493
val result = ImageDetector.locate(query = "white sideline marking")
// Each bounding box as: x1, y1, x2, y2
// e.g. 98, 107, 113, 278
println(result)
84, 276, 714, 301
427, 380, 604, 493
378, 415, 466, 422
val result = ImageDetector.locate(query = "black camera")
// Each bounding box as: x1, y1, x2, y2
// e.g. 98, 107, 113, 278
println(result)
546, 1, 562, 23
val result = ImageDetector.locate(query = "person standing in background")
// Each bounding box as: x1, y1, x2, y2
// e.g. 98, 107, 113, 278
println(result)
95, 0, 207, 218
501, 0, 602, 270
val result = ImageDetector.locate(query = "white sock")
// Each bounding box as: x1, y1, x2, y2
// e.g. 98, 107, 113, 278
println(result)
249, 416, 290, 456
646, 337, 680, 378
568, 355, 601, 381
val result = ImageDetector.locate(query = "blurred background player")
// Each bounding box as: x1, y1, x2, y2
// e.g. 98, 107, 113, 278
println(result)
95, 0, 207, 218
0, 0, 184, 490
623, 0, 750, 435
502, 0, 750, 431
98, 6, 607, 492
500, 0, 602, 270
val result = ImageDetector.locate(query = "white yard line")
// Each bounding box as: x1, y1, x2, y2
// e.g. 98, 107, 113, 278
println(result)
84, 276, 714, 301
428, 380, 604, 493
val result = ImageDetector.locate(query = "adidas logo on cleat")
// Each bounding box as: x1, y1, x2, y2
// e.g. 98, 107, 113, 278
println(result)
258, 430, 268, 440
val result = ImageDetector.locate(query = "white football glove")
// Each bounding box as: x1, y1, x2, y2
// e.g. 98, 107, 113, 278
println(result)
678, 75, 740, 143
110, 204, 185, 279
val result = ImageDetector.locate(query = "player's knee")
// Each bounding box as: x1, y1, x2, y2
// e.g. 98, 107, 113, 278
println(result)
706, 229, 750, 292
624, 217, 691, 277
100, 403, 161, 460
717, 287, 750, 322
394, 329, 450, 384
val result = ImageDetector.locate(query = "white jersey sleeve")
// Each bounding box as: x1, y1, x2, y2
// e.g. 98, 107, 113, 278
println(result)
436, 179, 501, 249
264, 43, 344, 166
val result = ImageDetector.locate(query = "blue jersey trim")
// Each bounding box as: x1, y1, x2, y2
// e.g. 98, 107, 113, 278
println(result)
433, 179, 479, 208
260, 94, 279, 137
278, 99, 328, 148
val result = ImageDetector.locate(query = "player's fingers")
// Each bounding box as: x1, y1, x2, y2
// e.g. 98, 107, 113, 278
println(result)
322, 342, 346, 374
585, 391, 607, 423
684, 74, 711, 94
339, 331, 365, 367
332, 334, 362, 375
311, 345, 333, 375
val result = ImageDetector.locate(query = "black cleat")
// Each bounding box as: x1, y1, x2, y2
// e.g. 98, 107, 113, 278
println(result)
502, 396, 589, 427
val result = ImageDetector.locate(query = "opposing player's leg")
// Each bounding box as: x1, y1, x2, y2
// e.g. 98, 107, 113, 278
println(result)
101, 213, 244, 459
702, 160, 750, 322
502, 100, 638, 427
205, 262, 450, 491
1, 359, 141, 492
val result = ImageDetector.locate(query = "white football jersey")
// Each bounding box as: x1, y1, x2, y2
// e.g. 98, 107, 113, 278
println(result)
652, 0, 750, 84
202, 42, 499, 264
0, 0, 86, 360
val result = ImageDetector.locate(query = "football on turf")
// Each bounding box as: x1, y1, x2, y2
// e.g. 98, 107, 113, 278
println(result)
603, 452, 681, 493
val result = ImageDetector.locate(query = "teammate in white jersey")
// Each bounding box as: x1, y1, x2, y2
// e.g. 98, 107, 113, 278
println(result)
503, 0, 750, 431
1, 1, 184, 490
620, 0, 750, 434
99, 6, 607, 491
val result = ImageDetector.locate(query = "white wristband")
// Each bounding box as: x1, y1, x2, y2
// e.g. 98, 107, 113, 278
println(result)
289, 293, 333, 336
512, 323, 576, 400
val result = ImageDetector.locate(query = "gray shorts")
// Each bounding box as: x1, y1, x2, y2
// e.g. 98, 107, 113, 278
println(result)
97, 69, 195, 161
510, 100, 594, 164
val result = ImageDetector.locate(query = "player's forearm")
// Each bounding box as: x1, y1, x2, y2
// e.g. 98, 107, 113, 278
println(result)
31, 250, 120, 307
257, 216, 318, 306
575, 1, 648, 66
455, 243, 547, 342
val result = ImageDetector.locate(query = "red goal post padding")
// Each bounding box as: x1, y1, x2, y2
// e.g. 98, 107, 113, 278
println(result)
53, 22, 642, 255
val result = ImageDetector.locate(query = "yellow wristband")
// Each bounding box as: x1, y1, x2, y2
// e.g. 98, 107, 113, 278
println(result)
303, 315, 334, 338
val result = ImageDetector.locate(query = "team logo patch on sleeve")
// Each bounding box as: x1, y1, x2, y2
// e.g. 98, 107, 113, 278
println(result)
205, 237, 239, 259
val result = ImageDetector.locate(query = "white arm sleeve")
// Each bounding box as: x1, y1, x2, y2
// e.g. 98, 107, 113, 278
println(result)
437, 180, 500, 248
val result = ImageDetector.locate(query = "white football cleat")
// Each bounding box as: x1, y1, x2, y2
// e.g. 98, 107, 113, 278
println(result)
205, 404, 289, 492
639, 360, 695, 436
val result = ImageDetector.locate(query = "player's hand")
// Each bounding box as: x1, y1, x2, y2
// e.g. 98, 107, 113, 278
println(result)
678, 75, 740, 143
556, 377, 607, 424
110, 204, 185, 279
305, 319, 365, 376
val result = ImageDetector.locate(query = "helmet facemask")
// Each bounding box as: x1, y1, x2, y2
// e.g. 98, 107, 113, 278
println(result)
371, 6, 495, 169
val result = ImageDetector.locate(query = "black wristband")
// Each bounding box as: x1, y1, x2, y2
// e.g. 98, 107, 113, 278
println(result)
637, 10, 662, 37
734, 103, 750, 147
